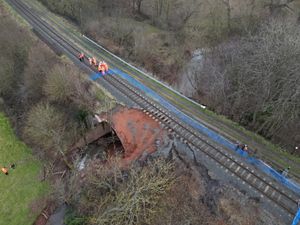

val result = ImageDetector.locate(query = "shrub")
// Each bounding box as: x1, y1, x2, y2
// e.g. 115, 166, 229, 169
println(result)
24, 102, 68, 157
44, 64, 96, 111
23, 42, 58, 103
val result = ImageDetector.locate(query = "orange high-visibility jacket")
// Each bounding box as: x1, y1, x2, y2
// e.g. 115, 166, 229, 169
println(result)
1, 167, 8, 174
103, 62, 108, 72
98, 63, 105, 72
98, 62, 108, 72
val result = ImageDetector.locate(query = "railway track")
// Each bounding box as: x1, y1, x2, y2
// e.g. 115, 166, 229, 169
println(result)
8, 0, 299, 221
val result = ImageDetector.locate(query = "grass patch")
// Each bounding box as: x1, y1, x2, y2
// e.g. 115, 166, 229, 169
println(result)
0, 113, 48, 225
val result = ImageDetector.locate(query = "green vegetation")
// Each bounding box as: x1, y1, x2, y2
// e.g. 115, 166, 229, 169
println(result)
0, 113, 48, 225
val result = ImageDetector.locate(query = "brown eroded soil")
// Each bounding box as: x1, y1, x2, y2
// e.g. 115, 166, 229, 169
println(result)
107, 106, 166, 165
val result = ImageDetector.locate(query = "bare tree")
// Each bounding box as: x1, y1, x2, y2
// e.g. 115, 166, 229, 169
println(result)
44, 64, 96, 111
222, 0, 232, 31
67, 158, 175, 225
265, 0, 296, 15
24, 103, 70, 162
23, 42, 58, 104
191, 19, 300, 149
44, 64, 77, 103
132, 0, 144, 14
0, 59, 14, 96
0, 17, 31, 98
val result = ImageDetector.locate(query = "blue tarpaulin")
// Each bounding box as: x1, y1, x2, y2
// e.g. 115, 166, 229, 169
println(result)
292, 208, 300, 225
90, 72, 103, 81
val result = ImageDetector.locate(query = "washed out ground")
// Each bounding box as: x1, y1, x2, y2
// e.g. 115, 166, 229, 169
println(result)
68, 106, 167, 168
158, 136, 287, 225
109, 106, 287, 224
20, 0, 300, 181
107, 106, 166, 164
57, 106, 282, 225
45, 107, 168, 224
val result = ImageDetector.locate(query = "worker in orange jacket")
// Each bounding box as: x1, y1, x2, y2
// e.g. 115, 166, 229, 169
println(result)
98, 62, 104, 74
98, 61, 109, 75
103, 61, 109, 72
1, 167, 8, 175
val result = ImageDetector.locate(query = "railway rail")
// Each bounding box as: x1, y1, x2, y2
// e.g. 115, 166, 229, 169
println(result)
8, 0, 299, 221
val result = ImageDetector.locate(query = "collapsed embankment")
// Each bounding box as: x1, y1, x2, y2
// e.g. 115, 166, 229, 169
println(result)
54, 106, 282, 225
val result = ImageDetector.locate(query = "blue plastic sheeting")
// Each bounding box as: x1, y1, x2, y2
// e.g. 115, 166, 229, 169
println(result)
246, 156, 300, 195
292, 208, 300, 225
106, 68, 300, 195
90, 72, 103, 81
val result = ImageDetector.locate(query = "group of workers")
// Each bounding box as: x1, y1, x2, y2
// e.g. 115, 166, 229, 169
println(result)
78, 53, 109, 75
